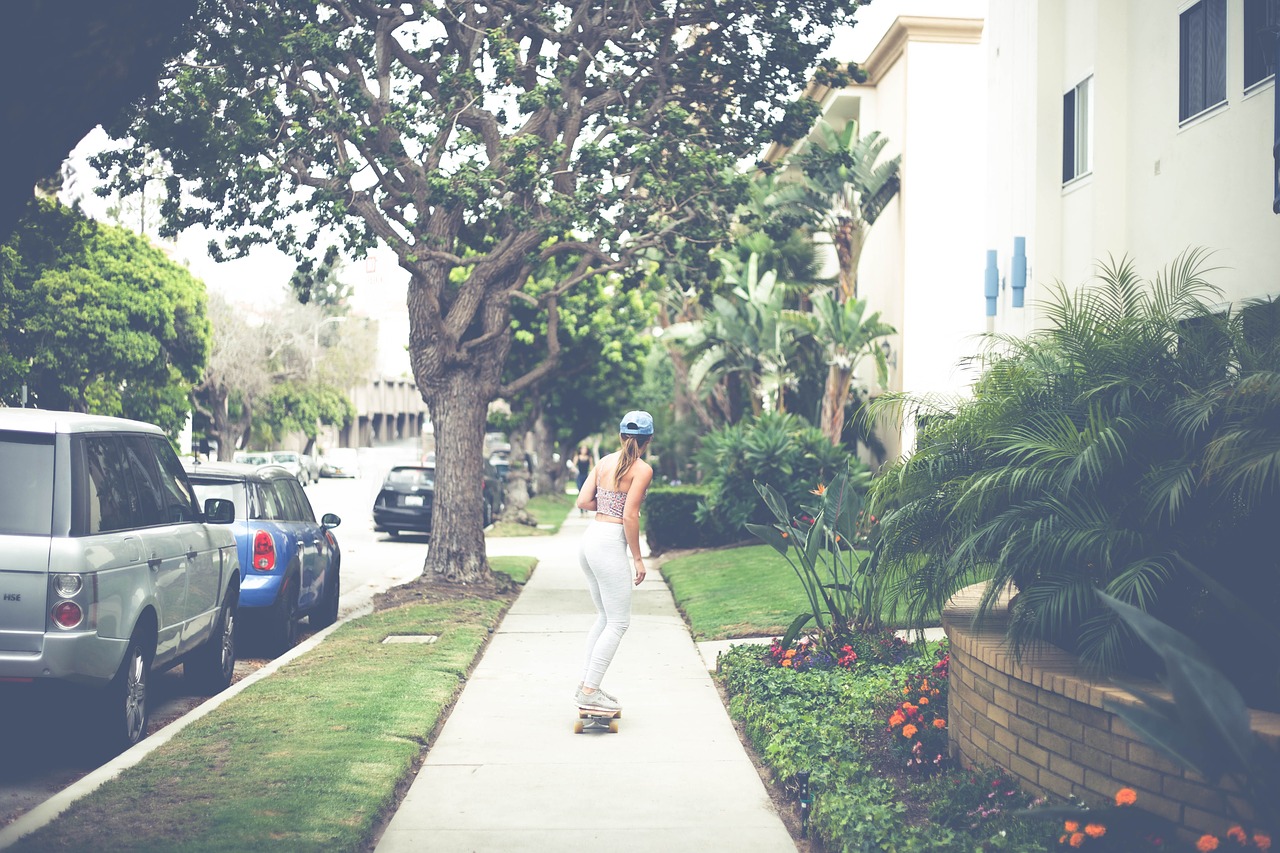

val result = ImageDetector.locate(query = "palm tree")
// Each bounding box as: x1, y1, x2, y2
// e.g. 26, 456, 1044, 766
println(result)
866, 250, 1280, 688
769, 119, 901, 443
665, 253, 805, 419
772, 119, 901, 303
787, 289, 895, 443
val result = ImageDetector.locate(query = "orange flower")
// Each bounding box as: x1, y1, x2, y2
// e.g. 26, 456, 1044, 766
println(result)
921, 679, 930, 690
1228, 828, 1247, 844
901, 724, 918, 738
1063, 821, 1079, 833
919, 697, 930, 705
810, 484, 826, 496
888, 711, 906, 728
781, 659, 792, 667
784, 650, 796, 658
1085, 824, 1106, 839
903, 686, 909, 695
781, 531, 789, 539
1069, 832, 1085, 848
1197, 835, 1220, 852
1115, 788, 1137, 807
933, 719, 947, 729
1255, 834, 1272, 852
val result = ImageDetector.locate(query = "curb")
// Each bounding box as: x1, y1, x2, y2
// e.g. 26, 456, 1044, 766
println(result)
0, 617, 349, 851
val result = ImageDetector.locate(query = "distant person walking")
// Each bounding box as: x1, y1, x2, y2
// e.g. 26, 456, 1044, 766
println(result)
573, 411, 654, 712
573, 446, 593, 515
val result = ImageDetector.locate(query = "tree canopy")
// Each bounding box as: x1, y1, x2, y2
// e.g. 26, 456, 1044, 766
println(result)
0, 199, 209, 434
96, 0, 870, 585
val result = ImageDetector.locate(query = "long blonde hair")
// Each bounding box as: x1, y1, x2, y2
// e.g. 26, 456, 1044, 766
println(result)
612, 434, 650, 487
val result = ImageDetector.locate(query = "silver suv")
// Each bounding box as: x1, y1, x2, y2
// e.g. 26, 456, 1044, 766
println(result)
0, 410, 241, 750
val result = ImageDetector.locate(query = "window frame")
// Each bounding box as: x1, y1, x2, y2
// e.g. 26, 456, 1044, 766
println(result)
1243, 0, 1277, 92
1062, 75, 1094, 185
1179, 0, 1228, 123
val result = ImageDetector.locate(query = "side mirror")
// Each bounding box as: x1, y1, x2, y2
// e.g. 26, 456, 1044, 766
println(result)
321, 512, 342, 529
205, 498, 235, 524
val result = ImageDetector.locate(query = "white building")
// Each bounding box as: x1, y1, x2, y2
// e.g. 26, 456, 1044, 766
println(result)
985, 0, 1280, 342
786, 0, 1279, 462
771, 3, 988, 463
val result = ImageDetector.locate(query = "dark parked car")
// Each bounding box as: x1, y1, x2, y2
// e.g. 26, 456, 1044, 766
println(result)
186, 462, 341, 653
373, 462, 505, 537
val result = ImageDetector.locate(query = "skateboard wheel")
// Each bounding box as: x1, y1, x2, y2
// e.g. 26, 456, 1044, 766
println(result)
608, 721, 619, 733
573, 721, 584, 734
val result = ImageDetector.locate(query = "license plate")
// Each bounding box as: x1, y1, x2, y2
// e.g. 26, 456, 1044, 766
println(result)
403, 495, 424, 507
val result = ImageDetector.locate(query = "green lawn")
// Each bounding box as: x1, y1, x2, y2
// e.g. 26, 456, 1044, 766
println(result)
487, 492, 576, 537
490, 554, 537, 585
660, 544, 940, 640
9, 595, 512, 853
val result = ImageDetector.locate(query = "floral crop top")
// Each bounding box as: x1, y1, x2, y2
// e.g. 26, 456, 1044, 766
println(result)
595, 486, 628, 519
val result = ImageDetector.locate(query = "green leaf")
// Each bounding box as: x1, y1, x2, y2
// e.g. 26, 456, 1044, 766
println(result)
779, 613, 813, 649
754, 480, 791, 526
746, 522, 790, 556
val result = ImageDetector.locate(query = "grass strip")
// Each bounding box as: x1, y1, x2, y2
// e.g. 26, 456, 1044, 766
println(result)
487, 491, 576, 537
9, 596, 509, 853
661, 544, 940, 640
490, 554, 537, 585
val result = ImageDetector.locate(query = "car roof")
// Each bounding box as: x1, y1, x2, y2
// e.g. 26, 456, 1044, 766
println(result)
186, 461, 296, 482
0, 408, 164, 436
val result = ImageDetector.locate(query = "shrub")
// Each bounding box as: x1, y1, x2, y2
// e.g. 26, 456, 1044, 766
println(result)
643, 485, 738, 553
695, 411, 865, 538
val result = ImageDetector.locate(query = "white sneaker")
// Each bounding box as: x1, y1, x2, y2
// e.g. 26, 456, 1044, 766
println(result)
575, 687, 621, 712
574, 683, 619, 703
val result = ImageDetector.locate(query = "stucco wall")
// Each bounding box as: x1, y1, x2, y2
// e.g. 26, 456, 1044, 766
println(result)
944, 583, 1280, 836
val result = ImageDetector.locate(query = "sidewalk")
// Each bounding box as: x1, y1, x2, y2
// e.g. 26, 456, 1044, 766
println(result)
375, 511, 797, 852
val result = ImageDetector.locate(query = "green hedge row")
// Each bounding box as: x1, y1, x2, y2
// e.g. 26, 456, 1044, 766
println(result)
643, 485, 740, 554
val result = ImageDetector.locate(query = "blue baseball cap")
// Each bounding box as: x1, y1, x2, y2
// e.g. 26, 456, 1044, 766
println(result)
619, 410, 655, 436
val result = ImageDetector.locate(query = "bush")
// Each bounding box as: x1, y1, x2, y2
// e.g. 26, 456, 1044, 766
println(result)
643, 485, 738, 553
695, 411, 866, 539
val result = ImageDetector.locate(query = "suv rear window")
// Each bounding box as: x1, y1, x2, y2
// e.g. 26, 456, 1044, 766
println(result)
0, 431, 55, 536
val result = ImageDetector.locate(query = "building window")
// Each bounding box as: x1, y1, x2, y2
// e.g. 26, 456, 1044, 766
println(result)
1062, 76, 1092, 184
1180, 0, 1227, 121
1244, 0, 1277, 90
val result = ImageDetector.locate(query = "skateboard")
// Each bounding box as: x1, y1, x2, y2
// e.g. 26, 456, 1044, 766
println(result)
574, 707, 621, 734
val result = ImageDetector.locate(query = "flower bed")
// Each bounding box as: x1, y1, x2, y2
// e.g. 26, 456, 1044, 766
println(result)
717, 639, 1054, 851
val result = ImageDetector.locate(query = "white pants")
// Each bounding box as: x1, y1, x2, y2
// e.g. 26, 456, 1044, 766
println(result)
579, 520, 632, 689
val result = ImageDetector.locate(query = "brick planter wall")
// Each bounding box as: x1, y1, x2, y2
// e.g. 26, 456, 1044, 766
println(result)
943, 583, 1280, 836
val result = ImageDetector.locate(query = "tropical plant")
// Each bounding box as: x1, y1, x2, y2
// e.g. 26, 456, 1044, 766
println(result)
696, 411, 860, 535
786, 289, 895, 447
747, 469, 881, 649
768, 119, 902, 443
867, 250, 1280, 690
666, 253, 805, 418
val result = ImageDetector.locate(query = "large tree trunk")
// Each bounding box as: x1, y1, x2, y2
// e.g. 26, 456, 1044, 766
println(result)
419, 369, 494, 587
532, 414, 556, 496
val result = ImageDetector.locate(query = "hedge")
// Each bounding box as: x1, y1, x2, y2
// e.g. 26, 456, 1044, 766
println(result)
643, 485, 739, 554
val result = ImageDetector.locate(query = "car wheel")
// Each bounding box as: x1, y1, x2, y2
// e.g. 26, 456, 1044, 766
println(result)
266, 576, 301, 656
311, 568, 340, 630
102, 633, 150, 751
186, 593, 237, 693
387, 529, 399, 538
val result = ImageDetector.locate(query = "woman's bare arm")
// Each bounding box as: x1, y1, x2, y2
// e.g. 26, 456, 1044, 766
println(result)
622, 462, 654, 584
576, 466, 598, 511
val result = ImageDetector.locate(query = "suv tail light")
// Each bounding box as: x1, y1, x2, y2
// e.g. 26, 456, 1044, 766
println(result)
253, 530, 276, 571
52, 601, 83, 629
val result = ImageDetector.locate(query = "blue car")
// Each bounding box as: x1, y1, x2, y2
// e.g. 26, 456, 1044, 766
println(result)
186, 462, 341, 654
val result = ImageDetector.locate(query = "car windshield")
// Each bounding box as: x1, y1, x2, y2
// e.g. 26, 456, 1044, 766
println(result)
386, 467, 433, 486
188, 479, 248, 520
0, 431, 55, 536
237, 453, 272, 465
272, 452, 299, 463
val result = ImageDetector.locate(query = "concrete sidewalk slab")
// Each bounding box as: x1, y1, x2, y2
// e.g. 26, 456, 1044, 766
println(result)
375, 514, 796, 853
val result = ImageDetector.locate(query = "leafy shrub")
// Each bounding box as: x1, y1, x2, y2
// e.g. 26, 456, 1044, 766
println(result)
696, 411, 865, 540
717, 643, 1053, 852
643, 485, 738, 553
867, 253, 1280, 699
886, 653, 951, 776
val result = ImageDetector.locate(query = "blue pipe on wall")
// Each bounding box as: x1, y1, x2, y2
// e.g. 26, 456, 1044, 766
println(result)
1011, 236, 1027, 308
984, 249, 999, 317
